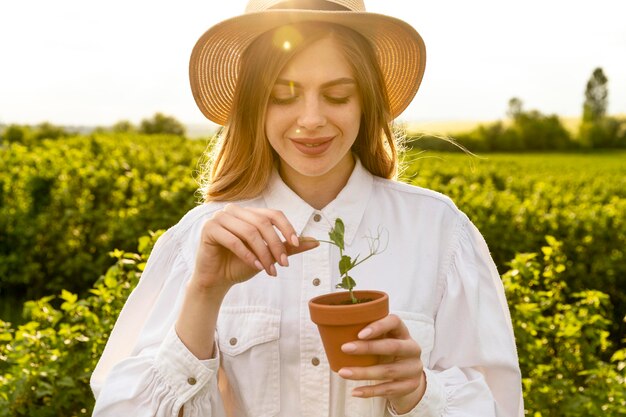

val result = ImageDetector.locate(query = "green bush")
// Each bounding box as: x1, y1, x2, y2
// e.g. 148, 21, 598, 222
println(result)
503, 236, 625, 415
1, 233, 623, 415
400, 151, 626, 345
139, 113, 186, 136
0, 133, 207, 302
0, 231, 162, 417
578, 117, 626, 149
2, 136, 625, 348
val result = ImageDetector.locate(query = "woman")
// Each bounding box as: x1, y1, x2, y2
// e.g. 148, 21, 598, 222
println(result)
91, 1, 523, 416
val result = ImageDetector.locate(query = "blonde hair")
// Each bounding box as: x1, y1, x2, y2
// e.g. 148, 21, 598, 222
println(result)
201, 22, 398, 202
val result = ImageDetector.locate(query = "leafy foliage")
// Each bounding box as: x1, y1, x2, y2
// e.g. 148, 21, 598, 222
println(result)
406, 67, 625, 151
325, 218, 384, 303
503, 236, 626, 415
583, 67, 608, 123
400, 151, 626, 345
0, 133, 207, 304
1, 232, 623, 415
139, 113, 186, 136
0, 123, 69, 146
0, 230, 162, 417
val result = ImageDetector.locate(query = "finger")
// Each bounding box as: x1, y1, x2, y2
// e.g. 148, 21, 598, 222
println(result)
350, 377, 422, 400
341, 338, 421, 358
285, 237, 320, 256
223, 205, 292, 267
337, 357, 422, 382
212, 211, 278, 275
204, 223, 263, 274
250, 207, 301, 247
357, 314, 410, 340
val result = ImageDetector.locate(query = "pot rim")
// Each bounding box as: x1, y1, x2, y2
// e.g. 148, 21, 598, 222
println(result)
308, 290, 389, 325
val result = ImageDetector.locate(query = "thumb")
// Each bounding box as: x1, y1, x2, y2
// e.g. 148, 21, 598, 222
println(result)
286, 237, 319, 256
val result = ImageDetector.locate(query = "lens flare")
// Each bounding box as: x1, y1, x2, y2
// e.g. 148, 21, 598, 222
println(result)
272, 25, 303, 52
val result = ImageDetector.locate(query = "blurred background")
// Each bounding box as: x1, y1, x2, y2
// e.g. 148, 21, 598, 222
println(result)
1, 0, 625, 134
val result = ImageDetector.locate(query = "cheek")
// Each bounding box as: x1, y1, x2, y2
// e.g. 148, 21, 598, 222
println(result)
265, 107, 291, 137
338, 105, 362, 137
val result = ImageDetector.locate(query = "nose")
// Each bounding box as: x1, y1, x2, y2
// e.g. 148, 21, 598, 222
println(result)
296, 95, 326, 130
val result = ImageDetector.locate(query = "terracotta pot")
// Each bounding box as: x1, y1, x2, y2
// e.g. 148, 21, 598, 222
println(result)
308, 290, 389, 372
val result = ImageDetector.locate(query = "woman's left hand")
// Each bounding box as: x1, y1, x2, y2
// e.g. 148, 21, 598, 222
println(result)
337, 314, 427, 414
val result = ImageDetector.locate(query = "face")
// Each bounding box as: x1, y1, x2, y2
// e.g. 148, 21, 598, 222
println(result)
264, 36, 362, 186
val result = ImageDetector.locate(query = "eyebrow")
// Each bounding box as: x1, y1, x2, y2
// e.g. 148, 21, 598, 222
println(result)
274, 77, 356, 89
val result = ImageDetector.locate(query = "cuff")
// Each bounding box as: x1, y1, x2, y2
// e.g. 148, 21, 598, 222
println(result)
155, 326, 220, 404
387, 369, 446, 417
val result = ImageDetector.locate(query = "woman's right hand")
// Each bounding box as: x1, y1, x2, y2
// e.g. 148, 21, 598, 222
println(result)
191, 203, 319, 292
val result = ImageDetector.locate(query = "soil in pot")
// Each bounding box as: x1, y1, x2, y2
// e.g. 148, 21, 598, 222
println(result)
308, 290, 389, 372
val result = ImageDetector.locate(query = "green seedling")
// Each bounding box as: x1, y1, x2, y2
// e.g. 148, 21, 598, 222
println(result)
320, 218, 386, 304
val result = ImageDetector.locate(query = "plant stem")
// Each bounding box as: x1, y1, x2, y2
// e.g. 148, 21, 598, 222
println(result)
318, 239, 358, 303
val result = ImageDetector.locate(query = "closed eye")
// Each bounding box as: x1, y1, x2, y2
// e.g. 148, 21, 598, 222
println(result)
325, 96, 351, 104
270, 95, 298, 105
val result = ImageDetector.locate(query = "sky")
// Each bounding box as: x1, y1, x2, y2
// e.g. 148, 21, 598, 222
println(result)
1, 0, 625, 129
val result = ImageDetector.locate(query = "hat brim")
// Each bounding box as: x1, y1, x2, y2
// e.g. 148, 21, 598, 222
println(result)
189, 10, 426, 125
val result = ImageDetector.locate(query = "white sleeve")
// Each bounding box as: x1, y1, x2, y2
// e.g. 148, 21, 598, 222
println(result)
389, 215, 523, 417
90, 223, 224, 416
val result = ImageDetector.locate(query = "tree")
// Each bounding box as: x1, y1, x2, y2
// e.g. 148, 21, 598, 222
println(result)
578, 68, 618, 148
1, 125, 29, 145
111, 120, 136, 133
32, 122, 68, 141
507, 97, 523, 121
139, 113, 186, 136
583, 67, 608, 123
511, 110, 572, 150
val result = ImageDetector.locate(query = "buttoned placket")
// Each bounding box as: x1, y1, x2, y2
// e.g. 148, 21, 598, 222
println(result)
299, 211, 333, 417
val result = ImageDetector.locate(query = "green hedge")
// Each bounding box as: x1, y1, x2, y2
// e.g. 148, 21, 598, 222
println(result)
2, 136, 625, 345
399, 151, 626, 344
505, 236, 626, 414
0, 134, 207, 301
0, 233, 623, 416
0, 231, 161, 416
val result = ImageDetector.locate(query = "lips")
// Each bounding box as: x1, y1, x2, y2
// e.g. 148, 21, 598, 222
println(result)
290, 136, 334, 156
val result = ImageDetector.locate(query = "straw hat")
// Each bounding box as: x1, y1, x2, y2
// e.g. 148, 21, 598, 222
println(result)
189, 0, 426, 125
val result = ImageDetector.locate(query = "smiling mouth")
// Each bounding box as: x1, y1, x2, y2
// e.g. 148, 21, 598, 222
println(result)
291, 137, 334, 146
290, 137, 334, 155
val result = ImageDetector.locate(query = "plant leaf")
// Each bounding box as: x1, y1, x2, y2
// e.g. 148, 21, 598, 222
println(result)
339, 255, 352, 276
341, 275, 356, 291
328, 218, 345, 250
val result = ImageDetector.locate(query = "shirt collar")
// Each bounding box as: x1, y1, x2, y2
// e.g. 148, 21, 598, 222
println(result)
262, 157, 374, 245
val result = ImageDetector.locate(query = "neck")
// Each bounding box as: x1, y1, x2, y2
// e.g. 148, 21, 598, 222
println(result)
279, 155, 355, 210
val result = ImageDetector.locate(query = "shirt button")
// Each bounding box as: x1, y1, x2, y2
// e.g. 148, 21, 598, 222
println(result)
312, 278, 321, 286
229, 337, 237, 346
313, 213, 322, 222
311, 357, 320, 366
187, 377, 197, 385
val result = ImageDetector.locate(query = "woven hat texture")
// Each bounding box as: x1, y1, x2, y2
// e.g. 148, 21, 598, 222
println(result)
189, 0, 426, 125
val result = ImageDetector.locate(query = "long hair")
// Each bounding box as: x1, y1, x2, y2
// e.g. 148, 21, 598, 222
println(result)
201, 22, 397, 202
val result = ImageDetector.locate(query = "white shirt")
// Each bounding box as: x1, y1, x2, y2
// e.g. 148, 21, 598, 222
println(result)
91, 158, 523, 417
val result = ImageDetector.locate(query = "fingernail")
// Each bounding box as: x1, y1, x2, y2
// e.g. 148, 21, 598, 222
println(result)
358, 328, 372, 339
341, 342, 357, 353
254, 260, 263, 270
281, 253, 289, 267
351, 390, 363, 397
291, 235, 300, 247
270, 264, 277, 277
338, 368, 353, 378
